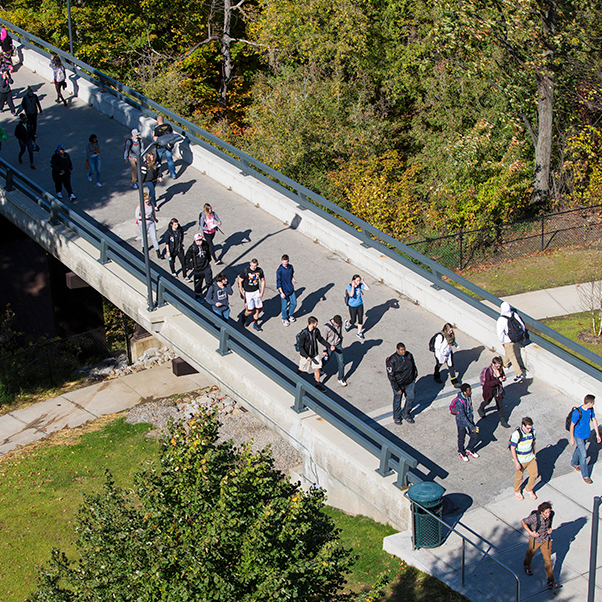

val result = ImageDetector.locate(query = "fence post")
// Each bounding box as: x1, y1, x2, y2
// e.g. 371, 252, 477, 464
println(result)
360, 227, 371, 248
377, 445, 394, 477
541, 214, 545, 252
217, 326, 231, 356
5, 167, 13, 192
292, 381, 307, 413
459, 229, 464, 270
49, 199, 59, 226
240, 158, 250, 176
296, 192, 307, 210
156, 277, 167, 307
122, 313, 132, 365
99, 238, 110, 264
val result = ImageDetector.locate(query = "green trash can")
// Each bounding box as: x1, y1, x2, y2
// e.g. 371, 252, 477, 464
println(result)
407, 482, 446, 549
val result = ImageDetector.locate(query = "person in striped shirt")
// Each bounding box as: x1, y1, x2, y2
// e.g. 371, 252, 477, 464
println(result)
510, 416, 538, 500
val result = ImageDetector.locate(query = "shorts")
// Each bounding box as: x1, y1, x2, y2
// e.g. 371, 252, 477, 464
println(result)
244, 290, 263, 310
298, 355, 322, 373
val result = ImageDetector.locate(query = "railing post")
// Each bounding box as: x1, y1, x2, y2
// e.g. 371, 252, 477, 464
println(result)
377, 445, 394, 478
156, 277, 167, 307
5, 167, 14, 192
292, 380, 307, 413
49, 199, 59, 225
217, 326, 231, 356
461, 538, 466, 587
541, 214, 545, 251
360, 227, 371, 248
98, 238, 110, 264
296, 192, 307, 210
458, 229, 464, 270
241, 158, 250, 176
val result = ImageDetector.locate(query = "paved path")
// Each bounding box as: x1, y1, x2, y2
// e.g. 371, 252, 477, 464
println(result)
0, 363, 209, 454
1, 62, 600, 600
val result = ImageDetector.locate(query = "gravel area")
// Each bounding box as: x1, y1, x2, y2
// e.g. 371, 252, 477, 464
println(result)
126, 386, 303, 474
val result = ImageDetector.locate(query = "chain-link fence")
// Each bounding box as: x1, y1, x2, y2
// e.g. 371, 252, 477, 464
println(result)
405, 204, 602, 271
0, 327, 108, 401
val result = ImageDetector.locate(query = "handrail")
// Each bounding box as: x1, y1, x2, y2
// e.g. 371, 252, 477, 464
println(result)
404, 492, 520, 601
0, 159, 421, 488
2, 17, 602, 381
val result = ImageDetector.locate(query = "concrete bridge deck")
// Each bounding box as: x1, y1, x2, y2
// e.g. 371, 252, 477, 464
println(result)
0, 62, 588, 511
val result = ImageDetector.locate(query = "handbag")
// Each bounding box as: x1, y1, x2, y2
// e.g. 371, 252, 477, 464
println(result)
61, 80, 67, 90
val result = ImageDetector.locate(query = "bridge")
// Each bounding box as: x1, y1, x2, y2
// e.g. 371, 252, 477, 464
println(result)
1, 20, 602, 599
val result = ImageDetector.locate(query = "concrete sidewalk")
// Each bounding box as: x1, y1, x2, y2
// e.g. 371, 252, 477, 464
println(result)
0, 363, 210, 455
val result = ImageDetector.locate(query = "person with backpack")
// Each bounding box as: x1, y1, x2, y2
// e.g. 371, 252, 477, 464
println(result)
0, 66, 15, 115
238, 258, 265, 331
345, 274, 369, 339
322, 315, 346, 386
124, 129, 142, 189
569, 394, 601, 484
164, 218, 187, 279
50, 145, 76, 201
153, 115, 177, 179
477, 356, 510, 428
277, 254, 297, 326
386, 343, 418, 425
205, 273, 233, 321
185, 233, 213, 300
452, 383, 479, 461
20, 87, 42, 139
497, 301, 527, 382
510, 416, 538, 500
296, 316, 329, 392
521, 501, 559, 590
431, 323, 460, 388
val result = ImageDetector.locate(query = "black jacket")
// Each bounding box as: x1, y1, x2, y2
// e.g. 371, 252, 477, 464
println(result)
0, 77, 11, 94
21, 93, 41, 115
14, 122, 33, 142
298, 327, 328, 359
386, 350, 418, 389
164, 225, 185, 255
185, 240, 211, 272
51, 151, 73, 175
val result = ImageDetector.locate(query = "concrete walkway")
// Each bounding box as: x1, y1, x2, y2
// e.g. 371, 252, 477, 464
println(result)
0, 363, 209, 454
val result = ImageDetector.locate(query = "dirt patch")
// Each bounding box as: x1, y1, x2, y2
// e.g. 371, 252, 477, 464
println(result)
578, 330, 602, 345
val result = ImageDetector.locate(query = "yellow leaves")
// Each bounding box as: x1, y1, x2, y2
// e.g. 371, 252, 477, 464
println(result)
171, 438, 177, 446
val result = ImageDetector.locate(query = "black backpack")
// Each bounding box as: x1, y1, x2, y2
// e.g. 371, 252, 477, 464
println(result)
507, 427, 523, 450
428, 332, 441, 353
565, 407, 583, 432
344, 288, 350, 306
505, 312, 525, 343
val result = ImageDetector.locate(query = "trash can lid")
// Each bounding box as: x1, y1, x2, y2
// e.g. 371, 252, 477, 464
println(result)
407, 481, 445, 504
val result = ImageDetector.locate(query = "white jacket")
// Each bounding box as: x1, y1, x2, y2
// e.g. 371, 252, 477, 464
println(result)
496, 301, 525, 344
434, 333, 453, 365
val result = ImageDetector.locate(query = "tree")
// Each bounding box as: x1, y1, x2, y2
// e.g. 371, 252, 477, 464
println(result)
29, 411, 356, 602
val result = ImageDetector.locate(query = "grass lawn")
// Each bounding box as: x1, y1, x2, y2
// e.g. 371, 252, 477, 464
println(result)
0, 415, 466, 602
461, 247, 602, 297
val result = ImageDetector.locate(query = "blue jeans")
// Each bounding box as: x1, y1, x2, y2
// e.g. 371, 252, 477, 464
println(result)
571, 437, 589, 478
280, 291, 297, 320
157, 147, 176, 178
212, 306, 230, 321
393, 382, 415, 421
145, 181, 156, 207
87, 154, 100, 183
333, 343, 345, 380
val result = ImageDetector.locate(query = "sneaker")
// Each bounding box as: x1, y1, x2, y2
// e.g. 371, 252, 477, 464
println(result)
289, 315, 296, 323
394, 418, 402, 425
404, 416, 415, 424
571, 465, 581, 472
337, 379, 347, 387
96, 182, 102, 187
524, 565, 533, 576
584, 477, 593, 484
344, 320, 351, 332
282, 319, 290, 327
514, 491, 524, 500
527, 490, 538, 500
87, 174, 92, 182
69, 194, 77, 201
313, 382, 326, 392
466, 450, 479, 459
56, 192, 63, 199
547, 581, 560, 590
133, 183, 139, 190
458, 452, 469, 462
499, 419, 511, 428
514, 374, 525, 382
357, 331, 365, 339
252, 322, 262, 332
30, 164, 36, 170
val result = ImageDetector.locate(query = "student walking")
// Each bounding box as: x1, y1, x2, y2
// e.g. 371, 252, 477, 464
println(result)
345, 275, 369, 339
569, 394, 601, 484
141, 152, 160, 209
0, 67, 15, 114
238, 258, 265, 332
153, 115, 177, 179
135, 194, 160, 258
322, 315, 346, 386
206, 273, 233, 321
521, 501, 559, 589
14, 114, 34, 169
297, 316, 329, 392
386, 343, 418, 425
510, 416, 538, 500
477, 356, 510, 428
199, 204, 222, 263
85, 134, 102, 187
50, 55, 67, 106
164, 218, 187, 279
431, 323, 460, 387
497, 301, 527, 382
185, 233, 213, 299
453, 384, 479, 461
277, 254, 297, 326
21, 87, 42, 139
124, 129, 142, 189
50, 145, 76, 200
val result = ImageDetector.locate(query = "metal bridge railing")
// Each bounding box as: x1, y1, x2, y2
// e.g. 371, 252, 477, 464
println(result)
2, 17, 600, 383
0, 159, 420, 488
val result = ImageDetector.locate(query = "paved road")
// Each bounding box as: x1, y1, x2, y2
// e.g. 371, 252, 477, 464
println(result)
0, 63, 592, 511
